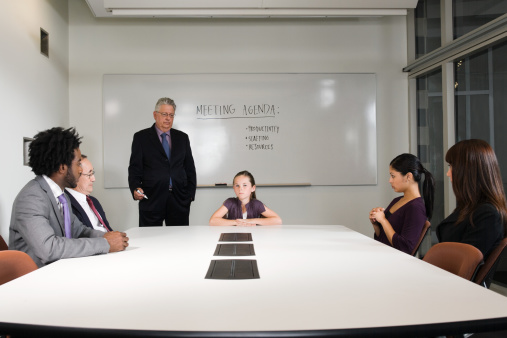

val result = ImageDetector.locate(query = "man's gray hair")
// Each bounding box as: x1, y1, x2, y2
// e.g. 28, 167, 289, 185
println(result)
155, 97, 176, 112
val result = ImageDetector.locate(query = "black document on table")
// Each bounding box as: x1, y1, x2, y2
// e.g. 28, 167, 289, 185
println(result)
205, 260, 260, 279
214, 244, 255, 256
218, 233, 253, 242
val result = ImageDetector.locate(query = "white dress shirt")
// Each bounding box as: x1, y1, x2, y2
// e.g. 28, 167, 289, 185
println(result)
42, 175, 65, 213
66, 188, 107, 232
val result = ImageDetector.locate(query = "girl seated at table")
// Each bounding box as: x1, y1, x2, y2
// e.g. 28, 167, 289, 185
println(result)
209, 170, 282, 226
369, 154, 435, 254
437, 139, 507, 259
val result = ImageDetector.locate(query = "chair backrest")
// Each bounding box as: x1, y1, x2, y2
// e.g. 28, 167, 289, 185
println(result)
0, 235, 7, 251
423, 242, 484, 281
411, 220, 431, 256
0, 250, 38, 285
474, 237, 507, 288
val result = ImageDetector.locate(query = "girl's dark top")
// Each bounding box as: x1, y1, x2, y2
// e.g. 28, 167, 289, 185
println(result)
437, 203, 504, 259
374, 196, 427, 254
223, 198, 266, 220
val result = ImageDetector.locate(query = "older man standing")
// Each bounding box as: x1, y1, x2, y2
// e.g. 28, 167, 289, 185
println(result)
128, 97, 197, 226
66, 155, 113, 232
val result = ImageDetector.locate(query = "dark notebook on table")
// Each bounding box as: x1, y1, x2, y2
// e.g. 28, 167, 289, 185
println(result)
219, 233, 253, 242
214, 243, 255, 256
205, 260, 260, 280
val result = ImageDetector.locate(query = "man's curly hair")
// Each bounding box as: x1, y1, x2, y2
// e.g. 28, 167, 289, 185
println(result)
28, 127, 82, 176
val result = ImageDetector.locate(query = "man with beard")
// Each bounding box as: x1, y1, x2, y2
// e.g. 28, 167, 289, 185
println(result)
9, 127, 128, 267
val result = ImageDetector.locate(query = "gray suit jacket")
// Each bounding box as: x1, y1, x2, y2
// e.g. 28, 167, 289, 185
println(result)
9, 176, 110, 267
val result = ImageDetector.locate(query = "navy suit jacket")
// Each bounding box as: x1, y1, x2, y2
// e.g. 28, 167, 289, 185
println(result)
67, 192, 113, 232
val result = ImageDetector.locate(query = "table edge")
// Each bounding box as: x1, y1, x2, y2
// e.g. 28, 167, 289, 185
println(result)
2, 316, 507, 338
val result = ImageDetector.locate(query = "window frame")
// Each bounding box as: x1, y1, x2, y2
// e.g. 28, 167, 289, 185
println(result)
408, 3, 507, 211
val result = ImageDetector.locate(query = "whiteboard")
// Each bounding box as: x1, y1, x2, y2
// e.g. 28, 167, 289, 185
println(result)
103, 74, 376, 187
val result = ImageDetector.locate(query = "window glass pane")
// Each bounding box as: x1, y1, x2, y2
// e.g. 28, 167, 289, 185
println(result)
455, 95, 467, 140
455, 48, 490, 92
470, 95, 491, 140
469, 50, 490, 90
455, 53, 491, 142
417, 68, 445, 247
453, 0, 507, 39
415, 0, 442, 59
493, 42, 507, 190
454, 40, 507, 194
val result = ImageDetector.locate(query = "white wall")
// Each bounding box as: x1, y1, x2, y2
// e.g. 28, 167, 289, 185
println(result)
0, 0, 69, 242
68, 0, 409, 237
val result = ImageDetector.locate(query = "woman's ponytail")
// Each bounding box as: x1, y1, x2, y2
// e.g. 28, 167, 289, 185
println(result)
421, 167, 435, 220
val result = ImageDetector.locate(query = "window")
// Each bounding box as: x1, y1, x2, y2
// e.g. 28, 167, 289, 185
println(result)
415, 0, 442, 59
454, 39, 507, 189
410, 0, 507, 222
416, 68, 445, 244
409, 0, 507, 285
453, 0, 507, 39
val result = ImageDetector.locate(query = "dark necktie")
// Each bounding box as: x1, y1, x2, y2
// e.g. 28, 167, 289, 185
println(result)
57, 194, 72, 238
161, 133, 173, 188
161, 132, 170, 160
86, 196, 110, 232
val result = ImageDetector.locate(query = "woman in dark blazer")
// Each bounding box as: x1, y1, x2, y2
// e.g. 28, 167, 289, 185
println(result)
437, 139, 507, 259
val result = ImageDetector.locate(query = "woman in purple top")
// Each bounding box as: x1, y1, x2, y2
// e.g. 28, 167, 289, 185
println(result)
369, 154, 435, 254
209, 171, 282, 226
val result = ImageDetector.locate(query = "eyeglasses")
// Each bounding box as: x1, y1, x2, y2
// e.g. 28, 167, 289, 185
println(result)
157, 111, 176, 118
82, 170, 95, 179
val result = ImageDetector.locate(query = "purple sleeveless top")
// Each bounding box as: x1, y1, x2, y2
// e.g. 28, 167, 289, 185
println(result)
223, 198, 266, 220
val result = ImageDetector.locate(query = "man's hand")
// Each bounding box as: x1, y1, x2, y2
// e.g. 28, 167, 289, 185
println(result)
104, 231, 129, 252
133, 188, 145, 200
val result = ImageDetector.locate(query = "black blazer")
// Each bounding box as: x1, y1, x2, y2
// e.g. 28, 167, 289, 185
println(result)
128, 124, 197, 212
67, 192, 113, 232
436, 203, 504, 259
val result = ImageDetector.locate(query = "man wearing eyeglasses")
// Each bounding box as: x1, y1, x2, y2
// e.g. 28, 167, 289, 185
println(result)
9, 127, 128, 267
128, 97, 197, 226
66, 155, 113, 232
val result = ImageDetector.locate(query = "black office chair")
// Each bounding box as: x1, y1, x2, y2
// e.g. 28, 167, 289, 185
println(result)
423, 242, 483, 281
474, 238, 507, 288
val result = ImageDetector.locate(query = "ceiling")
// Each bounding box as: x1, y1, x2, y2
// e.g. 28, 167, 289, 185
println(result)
85, 0, 418, 18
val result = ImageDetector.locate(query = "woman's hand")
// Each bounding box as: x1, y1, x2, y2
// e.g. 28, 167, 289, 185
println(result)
370, 207, 386, 224
370, 207, 395, 245
369, 207, 385, 224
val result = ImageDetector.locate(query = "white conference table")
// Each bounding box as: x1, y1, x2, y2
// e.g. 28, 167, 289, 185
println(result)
2, 225, 507, 337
